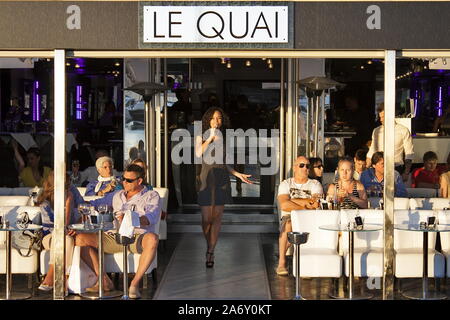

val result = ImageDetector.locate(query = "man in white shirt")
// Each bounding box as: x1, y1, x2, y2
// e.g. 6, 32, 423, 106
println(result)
276, 156, 323, 276
75, 164, 161, 299
366, 103, 414, 180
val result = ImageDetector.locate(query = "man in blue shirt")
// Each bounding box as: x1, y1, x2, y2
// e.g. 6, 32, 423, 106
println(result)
360, 151, 408, 198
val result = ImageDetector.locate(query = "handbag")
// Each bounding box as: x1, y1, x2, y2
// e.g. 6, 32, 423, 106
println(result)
67, 246, 98, 294
11, 211, 43, 257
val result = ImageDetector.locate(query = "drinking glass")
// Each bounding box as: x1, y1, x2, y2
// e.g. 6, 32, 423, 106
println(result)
78, 203, 92, 230
97, 204, 109, 229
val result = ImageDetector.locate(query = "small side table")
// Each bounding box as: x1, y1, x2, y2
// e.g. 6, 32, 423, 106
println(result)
394, 224, 450, 300
320, 223, 383, 300
68, 224, 122, 300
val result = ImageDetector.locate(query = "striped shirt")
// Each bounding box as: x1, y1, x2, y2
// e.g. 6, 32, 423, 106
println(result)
112, 186, 161, 235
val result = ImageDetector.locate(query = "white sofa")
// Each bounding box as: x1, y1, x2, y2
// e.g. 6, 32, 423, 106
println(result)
0, 196, 32, 207
437, 211, 450, 277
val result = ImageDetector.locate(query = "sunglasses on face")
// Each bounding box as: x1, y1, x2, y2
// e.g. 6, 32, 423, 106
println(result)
297, 163, 310, 169
314, 164, 324, 169
122, 176, 139, 183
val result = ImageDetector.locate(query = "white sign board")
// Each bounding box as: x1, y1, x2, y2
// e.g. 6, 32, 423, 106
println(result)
143, 6, 288, 43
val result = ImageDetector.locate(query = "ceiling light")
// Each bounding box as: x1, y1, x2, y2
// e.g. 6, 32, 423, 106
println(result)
360, 65, 365, 69
66, 62, 70, 66
75, 64, 80, 68
268, 63, 273, 69
226, 62, 232, 69
245, 60, 251, 67
221, 58, 226, 64
115, 62, 120, 67
367, 60, 373, 65
267, 59, 272, 65
262, 58, 267, 61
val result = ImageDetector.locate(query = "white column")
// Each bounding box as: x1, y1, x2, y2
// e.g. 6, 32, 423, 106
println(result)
383, 50, 396, 300
53, 49, 66, 300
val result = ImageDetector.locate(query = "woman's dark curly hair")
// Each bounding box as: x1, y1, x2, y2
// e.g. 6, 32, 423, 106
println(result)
201, 107, 230, 134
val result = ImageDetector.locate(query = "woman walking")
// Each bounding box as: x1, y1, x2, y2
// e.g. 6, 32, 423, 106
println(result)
195, 107, 252, 268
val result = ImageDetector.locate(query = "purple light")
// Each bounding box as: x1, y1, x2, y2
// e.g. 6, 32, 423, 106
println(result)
414, 89, 418, 116
32, 81, 40, 121
438, 86, 443, 117
76, 85, 83, 120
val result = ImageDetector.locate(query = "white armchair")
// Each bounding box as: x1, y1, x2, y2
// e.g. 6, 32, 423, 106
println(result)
340, 210, 384, 278
290, 210, 342, 278
394, 210, 445, 279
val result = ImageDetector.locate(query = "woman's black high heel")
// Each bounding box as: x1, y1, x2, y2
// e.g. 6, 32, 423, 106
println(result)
206, 251, 215, 268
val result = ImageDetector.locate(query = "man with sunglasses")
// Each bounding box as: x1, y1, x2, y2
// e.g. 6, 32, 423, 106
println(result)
76, 164, 161, 299
276, 156, 323, 276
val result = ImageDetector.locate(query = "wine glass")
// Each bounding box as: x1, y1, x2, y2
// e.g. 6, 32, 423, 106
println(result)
97, 204, 109, 229
78, 203, 92, 230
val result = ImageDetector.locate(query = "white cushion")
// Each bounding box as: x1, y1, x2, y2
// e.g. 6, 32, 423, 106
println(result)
413, 198, 450, 210
0, 196, 31, 207
343, 248, 383, 277
0, 247, 39, 274
444, 252, 450, 278
394, 249, 445, 278
295, 248, 342, 277
104, 252, 157, 274
153, 188, 168, 240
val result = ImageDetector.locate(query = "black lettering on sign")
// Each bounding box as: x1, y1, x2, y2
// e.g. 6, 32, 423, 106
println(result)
153, 12, 164, 38
229, 12, 249, 39
169, 11, 182, 38
251, 12, 272, 38
197, 11, 224, 39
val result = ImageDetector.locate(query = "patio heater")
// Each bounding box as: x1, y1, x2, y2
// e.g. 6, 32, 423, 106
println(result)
288, 231, 309, 300
123, 82, 168, 184
297, 77, 344, 157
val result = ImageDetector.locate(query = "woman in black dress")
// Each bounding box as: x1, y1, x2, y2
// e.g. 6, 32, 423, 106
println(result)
195, 107, 252, 268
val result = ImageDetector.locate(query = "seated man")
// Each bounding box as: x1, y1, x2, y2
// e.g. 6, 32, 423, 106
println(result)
353, 149, 367, 181
85, 156, 120, 196
80, 149, 120, 186
276, 156, 323, 276
360, 151, 408, 198
75, 164, 161, 299
412, 151, 445, 189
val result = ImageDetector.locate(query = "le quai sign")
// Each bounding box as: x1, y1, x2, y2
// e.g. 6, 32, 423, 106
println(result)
142, 6, 288, 43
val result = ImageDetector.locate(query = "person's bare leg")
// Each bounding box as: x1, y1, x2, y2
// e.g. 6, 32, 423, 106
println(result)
41, 264, 54, 286
76, 233, 113, 288
129, 233, 158, 288
207, 205, 224, 253
277, 220, 292, 270
200, 205, 213, 248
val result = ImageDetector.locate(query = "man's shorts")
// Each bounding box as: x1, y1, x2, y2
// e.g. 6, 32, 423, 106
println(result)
103, 232, 147, 254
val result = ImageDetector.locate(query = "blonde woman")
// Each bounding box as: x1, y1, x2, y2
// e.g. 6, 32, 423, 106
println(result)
327, 157, 368, 209
37, 171, 81, 291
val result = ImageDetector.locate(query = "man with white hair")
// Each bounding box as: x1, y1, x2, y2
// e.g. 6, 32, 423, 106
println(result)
85, 156, 120, 196
79, 149, 119, 186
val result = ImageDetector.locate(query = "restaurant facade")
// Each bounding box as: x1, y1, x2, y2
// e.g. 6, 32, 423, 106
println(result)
1, 0, 450, 300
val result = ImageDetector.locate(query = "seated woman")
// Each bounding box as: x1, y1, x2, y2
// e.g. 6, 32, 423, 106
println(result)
37, 171, 81, 291
308, 157, 324, 183
13, 144, 51, 187
327, 157, 368, 209
360, 151, 408, 198
85, 156, 119, 196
